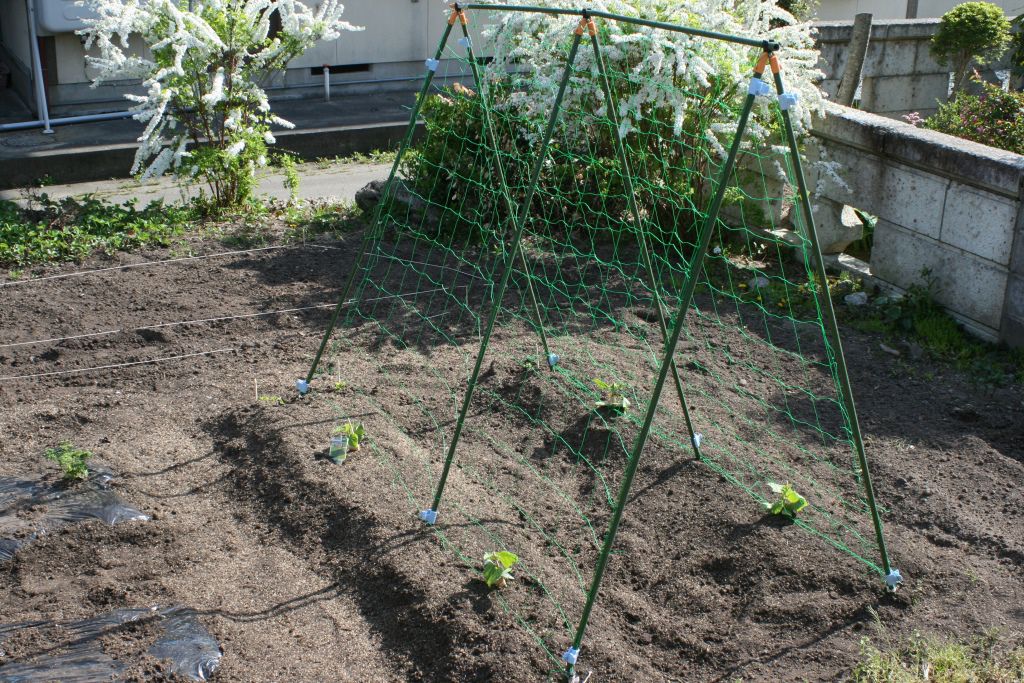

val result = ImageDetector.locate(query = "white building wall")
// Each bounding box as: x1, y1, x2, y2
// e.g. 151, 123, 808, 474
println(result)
816, 0, 1024, 20
0, 0, 32, 76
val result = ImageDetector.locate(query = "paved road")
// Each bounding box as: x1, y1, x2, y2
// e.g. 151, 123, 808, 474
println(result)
0, 160, 393, 207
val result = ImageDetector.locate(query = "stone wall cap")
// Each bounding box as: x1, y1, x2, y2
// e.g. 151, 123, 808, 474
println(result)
814, 103, 1024, 197
814, 18, 940, 43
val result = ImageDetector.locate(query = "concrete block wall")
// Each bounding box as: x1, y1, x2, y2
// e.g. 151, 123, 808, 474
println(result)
814, 19, 1012, 119
809, 104, 1024, 347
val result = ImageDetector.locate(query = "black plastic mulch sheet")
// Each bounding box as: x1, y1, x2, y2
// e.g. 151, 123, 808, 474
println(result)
0, 607, 222, 681
0, 473, 149, 562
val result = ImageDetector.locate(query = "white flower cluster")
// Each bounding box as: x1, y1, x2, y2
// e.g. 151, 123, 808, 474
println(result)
79, 0, 361, 192
475, 0, 825, 143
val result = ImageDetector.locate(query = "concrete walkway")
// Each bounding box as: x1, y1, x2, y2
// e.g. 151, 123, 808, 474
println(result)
0, 159, 392, 207
0, 90, 419, 190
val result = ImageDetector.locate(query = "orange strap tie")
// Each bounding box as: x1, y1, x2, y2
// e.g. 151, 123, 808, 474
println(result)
574, 16, 597, 36
448, 4, 467, 25
754, 53, 770, 76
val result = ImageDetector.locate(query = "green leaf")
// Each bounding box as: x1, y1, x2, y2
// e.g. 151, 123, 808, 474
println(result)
493, 551, 518, 568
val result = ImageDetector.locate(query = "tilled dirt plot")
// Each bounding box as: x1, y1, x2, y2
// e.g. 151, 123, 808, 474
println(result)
0, 230, 1022, 681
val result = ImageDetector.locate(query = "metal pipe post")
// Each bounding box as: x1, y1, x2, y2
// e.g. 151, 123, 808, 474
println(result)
586, 19, 703, 457
458, 13, 556, 368
26, 0, 52, 134
301, 19, 459, 391
425, 24, 586, 519
769, 58, 896, 584
563, 56, 766, 678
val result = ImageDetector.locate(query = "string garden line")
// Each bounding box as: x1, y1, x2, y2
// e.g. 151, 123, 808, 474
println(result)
301, 3, 899, 679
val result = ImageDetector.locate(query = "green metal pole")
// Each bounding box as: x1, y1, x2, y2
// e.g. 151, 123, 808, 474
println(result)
461, 3, 780, 51
562, 58, 764, 679
587, 23, 703, 458
422, 27, 586, 523
769, 64, 898, 586
299, 20, 458, 393
458, 18, 558, 369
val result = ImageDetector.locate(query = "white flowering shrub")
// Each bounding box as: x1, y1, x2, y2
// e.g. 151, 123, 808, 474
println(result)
79, 0, 361, 208
482, 0, 825, 140
405, 0, 825, 245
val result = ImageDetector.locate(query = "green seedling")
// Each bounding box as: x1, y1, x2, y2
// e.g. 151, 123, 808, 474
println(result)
332, 380, 347, 393
329, 422, 365, 464
258, 394, 285, 406
483, 551, 519, 589
45, 442, 92, 482
521, 357, 538, 373
593, 378, 630, 412
765, 482, 808, 517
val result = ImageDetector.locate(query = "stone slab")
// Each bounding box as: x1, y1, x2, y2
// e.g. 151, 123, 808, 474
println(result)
941, 183, 1018, 266
872, 220, 1008, 329
878, 163, 947, 239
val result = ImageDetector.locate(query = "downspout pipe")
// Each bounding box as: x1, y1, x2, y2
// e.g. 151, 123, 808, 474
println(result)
26, 0, 53, 134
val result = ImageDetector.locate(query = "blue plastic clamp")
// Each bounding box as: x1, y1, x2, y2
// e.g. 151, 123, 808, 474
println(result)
779, 92, 800, 111
547, 353, 560, 369
748, 78, 772, 97
418, 509, 438, 525
458, 36, 472, 48
425, 58, 440, 72
562, 646, 580, 666
295, 379, 310, 395
884, 568, 903, 589
692, 432, 703, 449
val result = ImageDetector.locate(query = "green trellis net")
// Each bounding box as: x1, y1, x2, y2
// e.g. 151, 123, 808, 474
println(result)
313, 7, 895, 676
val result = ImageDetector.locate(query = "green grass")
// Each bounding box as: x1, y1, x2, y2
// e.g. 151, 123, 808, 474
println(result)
0, 195, 194, 267
312, 149, 397, 169
841, 274, 1024, 386
0, 190, 367, 270
852, 632, 1024, 682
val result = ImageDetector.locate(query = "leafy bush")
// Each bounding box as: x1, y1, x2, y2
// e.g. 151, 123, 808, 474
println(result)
401, 1, 825, 250
923, 78, 1024, 155
79, 0, 361, 208
776, 0, 819, 21
0, 196, 192, 266
1010, 13, 1024, 89
930, 2, 1012, 94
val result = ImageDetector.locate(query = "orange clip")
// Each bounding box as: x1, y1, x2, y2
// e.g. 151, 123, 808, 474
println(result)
575, 16, 589, 36
587, 18, 597, 36
769, 54, 782, 74
754, 53, 770, 75
448, 4, 466, 25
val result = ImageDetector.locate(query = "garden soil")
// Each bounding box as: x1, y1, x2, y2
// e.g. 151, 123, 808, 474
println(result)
0, 227, 1022, 681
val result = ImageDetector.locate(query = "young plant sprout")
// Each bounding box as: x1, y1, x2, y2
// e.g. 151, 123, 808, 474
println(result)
45, 443, 92, 482
593, 378, 630, 413
329, 422, 366, 465
483, 551, 519, 589
765, 482, 808, 517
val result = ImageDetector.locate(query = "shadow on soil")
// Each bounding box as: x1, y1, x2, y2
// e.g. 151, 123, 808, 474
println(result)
204, 406, 488, 681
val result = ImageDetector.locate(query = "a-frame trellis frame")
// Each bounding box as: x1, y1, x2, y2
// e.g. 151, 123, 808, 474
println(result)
300, 4, 900, 678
